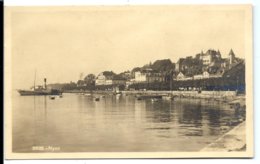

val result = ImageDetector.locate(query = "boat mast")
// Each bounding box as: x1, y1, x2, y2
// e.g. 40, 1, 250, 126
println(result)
34, 70, 37, 90
170, 70, 173, 93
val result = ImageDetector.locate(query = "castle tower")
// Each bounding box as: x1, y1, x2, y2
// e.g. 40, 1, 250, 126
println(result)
229, 49, 235, 64
217, 49, 221, 58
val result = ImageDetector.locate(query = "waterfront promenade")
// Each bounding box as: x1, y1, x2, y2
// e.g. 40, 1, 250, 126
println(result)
64, 90, 240, 101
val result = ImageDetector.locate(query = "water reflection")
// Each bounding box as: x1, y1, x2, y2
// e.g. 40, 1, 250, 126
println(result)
12, 93, 243, 152
207, 109, 221, 127
145, 101, 173, 123
179, 103, 202, 126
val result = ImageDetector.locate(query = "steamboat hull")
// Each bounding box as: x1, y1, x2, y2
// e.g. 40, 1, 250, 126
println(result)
18, 89, 62, 96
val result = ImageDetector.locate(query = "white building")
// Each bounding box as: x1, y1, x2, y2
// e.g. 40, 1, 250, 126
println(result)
134, 71, 147, 82
95, 72, 114, 86
193, 71, 210, 79
200, 54, 212, 65
193, 71, 222, 80
134, 70, 165, 83
176, 72, 185, 80
95, 73, 107, 85
95, 72, 127, 86
176, 72, 192, 81
199, 49, 222, 65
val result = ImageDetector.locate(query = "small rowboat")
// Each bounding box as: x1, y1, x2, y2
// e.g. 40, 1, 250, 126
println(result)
49, 96, 55, 100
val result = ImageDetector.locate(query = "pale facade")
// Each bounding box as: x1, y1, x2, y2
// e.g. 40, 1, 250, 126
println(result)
95, 72, 126, 86
95, 74, 107, 85
134, 71, 147, 82
193, 71, 210, 79
95, 73, 113, 86
193, 74, 204, 80
106, 80, 113, 85
203, 71, 210, 78
193, 71, 222, 80
176, 72, 186, 81
134, 71, 165, 83
200, 54, 212, 65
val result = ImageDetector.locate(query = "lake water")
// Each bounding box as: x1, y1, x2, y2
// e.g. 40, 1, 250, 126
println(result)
12, 93, 242, 152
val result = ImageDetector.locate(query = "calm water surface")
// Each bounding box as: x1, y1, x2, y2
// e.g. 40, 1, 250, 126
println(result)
12, 93, 241, 152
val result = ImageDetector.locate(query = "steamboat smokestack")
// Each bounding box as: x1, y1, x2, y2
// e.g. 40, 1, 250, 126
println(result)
44, 78, 47, 89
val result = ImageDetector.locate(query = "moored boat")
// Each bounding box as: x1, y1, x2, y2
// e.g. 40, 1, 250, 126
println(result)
151, 98, 160, 102
113, 86, 122, 95
162, 94, 175, 101
49, 95, 56, 100
18, 88, 62, 96
17, 78, 62, 96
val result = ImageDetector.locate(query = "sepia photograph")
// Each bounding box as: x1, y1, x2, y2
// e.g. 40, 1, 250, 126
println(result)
4, 5, 253, 159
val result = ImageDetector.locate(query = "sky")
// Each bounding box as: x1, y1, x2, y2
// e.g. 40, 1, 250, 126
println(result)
6, 5, 249, 89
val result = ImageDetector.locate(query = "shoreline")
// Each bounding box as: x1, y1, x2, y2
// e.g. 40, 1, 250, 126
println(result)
200, 121, 246, 152
64, 90, 245, 103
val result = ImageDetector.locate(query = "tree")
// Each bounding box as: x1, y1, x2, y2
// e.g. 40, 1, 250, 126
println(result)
62, 82, 77, 90
151, 59, 175, 72
131, 67, 141, 73
84, 74, 96, 86
131, 67, 141, 78
77, 80, 85, 86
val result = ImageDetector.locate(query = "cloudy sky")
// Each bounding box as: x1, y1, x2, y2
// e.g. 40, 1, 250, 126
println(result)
6, 6, 250, 89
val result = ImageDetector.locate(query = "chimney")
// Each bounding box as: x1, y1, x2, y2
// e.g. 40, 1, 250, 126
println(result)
44, 78, 47, 89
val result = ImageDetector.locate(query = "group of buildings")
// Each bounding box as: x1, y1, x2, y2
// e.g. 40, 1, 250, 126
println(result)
94, 49, 243, 88
175, 49, 242, 81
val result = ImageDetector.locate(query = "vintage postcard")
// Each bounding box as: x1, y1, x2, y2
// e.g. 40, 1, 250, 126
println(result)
4, 5, 253, 159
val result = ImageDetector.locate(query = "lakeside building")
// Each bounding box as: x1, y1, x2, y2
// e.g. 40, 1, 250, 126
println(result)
134, 71, 148, 82
95, 71, 115, 86
175, 49, 243, 81
126, 79, 135, 88
112, 75, 127, 85
193, 71, 210, 80
226, 49, 244, 69
133, 68, 165, 83
175, 56, 203, 76
93, 49, 244, 89
193, 71, 222, 80
176, 72, 193, 81
95, 71, 126, 86
202, 49, 242, 72
196, 49, 222, 65
176, 70, 223, 81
